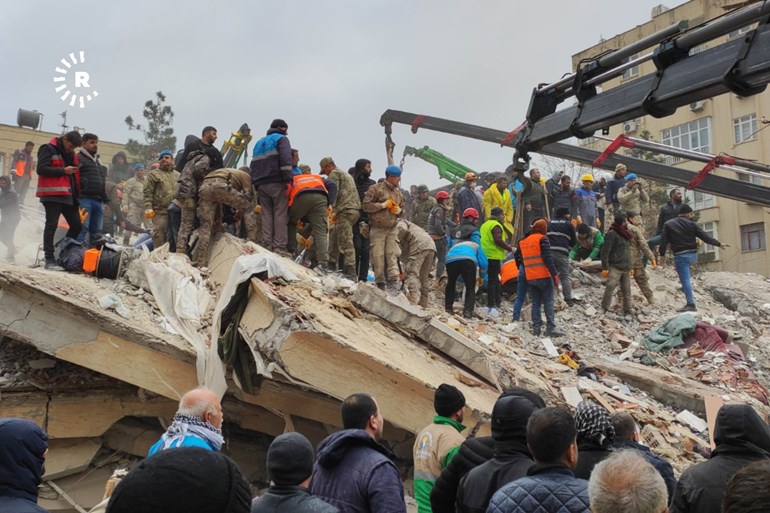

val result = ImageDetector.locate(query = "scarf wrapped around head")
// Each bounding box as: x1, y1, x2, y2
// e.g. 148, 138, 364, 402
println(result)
160, 414, 224, 452
575, 401, 615, 448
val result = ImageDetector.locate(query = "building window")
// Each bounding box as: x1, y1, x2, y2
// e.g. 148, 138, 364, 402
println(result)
734, 113, 757, 144
740, 223, 766, 252
622, 54, 639, 80
661, 117, 711, 165
698, 221, 719, 262
685, 190, 716, 210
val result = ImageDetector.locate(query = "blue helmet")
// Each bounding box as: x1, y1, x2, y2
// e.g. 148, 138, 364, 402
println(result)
385, 165, 402, 177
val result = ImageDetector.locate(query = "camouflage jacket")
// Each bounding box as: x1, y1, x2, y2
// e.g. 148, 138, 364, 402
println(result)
328, 167, 361, 212
144, 168, 180, 211
362, 181, 405, 229
410, 196, 436, 230
123, 176, 144, 209
176, 151, 214, 201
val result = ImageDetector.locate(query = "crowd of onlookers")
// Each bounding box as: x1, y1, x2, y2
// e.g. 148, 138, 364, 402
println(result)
3, 385, 769, 513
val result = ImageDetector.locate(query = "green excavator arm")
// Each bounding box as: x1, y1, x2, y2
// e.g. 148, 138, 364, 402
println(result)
402, 145, 475, 184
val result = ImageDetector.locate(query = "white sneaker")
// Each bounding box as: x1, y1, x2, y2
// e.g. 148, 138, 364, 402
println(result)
486, 307, 501, 318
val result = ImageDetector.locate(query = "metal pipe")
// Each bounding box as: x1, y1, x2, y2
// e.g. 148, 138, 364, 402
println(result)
594, 135, 770, 179
585, 51, 655, 87
676, 1, 770, 49
542, 20, 689, 93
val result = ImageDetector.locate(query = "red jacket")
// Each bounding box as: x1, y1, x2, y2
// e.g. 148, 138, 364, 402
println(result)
36, 138, 80, 199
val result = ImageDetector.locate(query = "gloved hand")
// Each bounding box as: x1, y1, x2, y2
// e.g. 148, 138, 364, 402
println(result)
476, 277, 483, 287
79, 207, 88, 223
553, 275, 560, 286
576, 215, 583, 224
601, 270, 609, 279
596, 219, 602, 229
381, 200, 393, 210
630, 269, 635, 277
255, 205, 262, 214
389, 205, 402, 215
651, 260, 657, 270
144, 209, 155, 219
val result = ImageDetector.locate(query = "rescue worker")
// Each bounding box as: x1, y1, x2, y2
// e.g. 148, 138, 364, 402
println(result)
457, 173, 482, 223
547, 207, 578, 306
522, 168, 547, 230
195, 168, 258, 268
500, 257, 519, 299
287, 171, 337, 271
617, 173, 648, 230
480, 207, 513, 315
427, 190, 452, 278
575, 174, 599, 229
144, 150, 180, 249
413, 384, 467, 513
122, 164, 146, 245
10, 141, 34, 204
605, 163, 627, 223
107, 151, 131, 184
626, 211, 657, 305
351, 159, 376, 282
600, 213, 633, 314
36, 130, 82, 271
251, 119, 293, 255
362, 165, 405, 291
515, 219, 563, 337
175, 126, 224, 256
445, 208, 487, 319
411, 184, 436, 231
320, 157, 360, 277
549, 174, 577, 219
396, 220, 436, 307
569, 224, 605, 261
482, 176, 514, 239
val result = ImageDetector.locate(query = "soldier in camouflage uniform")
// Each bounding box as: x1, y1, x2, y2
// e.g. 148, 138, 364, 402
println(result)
196, 168, 258, 267
410, 184, 436, 231
143, 151, 180, 249
122, 164, 146, 245
320, 157, 360, 277
396, 220, 436, 307
362, 165, 405, 291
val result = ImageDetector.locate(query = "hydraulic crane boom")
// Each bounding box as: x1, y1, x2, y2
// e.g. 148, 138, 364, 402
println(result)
220, 123, 252, 168
402, 145, 476, 184
380, 2, 770, 207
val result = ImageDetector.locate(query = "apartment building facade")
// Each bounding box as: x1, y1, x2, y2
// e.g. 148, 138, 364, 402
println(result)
572, 0, 770, 277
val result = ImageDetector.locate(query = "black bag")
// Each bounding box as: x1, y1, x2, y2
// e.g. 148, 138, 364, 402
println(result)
55, 237, 87, 272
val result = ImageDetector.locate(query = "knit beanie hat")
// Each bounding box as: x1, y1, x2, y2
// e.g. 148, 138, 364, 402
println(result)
434, 384, 466, 417
532, 219, 548, 235
680, 204, 693, 214
555, 207, 570, 217
267, 432, 314, 486
106, 447, 251, 513
490, 207, 504, 217
491, 395, 541, 442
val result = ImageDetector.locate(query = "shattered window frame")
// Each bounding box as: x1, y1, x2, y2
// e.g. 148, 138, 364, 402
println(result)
740, 222, 766, 252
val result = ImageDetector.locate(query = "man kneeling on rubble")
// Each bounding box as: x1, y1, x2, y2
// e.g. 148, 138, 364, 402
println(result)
148, 388, 224, 455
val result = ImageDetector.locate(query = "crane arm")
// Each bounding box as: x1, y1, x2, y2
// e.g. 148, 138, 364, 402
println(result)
402, 145, 476, 184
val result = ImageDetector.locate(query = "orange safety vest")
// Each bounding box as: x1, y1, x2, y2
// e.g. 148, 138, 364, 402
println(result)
519, 233, 551, 280
500, 259, 519, 285
288, 174, 327, 207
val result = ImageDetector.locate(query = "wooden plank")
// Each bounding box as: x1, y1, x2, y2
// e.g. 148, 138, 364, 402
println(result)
705, 395, 725, 450
588, 389, 617, 413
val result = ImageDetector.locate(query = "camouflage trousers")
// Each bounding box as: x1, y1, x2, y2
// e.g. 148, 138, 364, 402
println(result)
175, 198, 197, 254
328, 208, 359, 273
632, 266, 654, 303
405, 249, 435, 307
196, 179, 258, 266
151, 212, 169, 249
369, 225, 401, 284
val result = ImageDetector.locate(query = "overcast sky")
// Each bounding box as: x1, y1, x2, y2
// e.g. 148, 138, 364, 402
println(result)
1, 0, 684, 188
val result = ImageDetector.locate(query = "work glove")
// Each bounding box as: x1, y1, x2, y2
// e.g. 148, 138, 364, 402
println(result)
651, 260, 657, 270
630, 269, 635, 277
596, 219, 602, 229
476, 277, 483, 287
553, 275, 560, 287
255, 205, 262, 214
576, 215, 583, 224
601, 270, 609, 279
79, 207, 88, 223
388, 204, 402, 215
144, 209, 155, 219
381, 200, 392, 210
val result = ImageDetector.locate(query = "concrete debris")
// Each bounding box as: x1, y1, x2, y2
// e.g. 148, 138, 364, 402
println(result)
2, 232, 770, 501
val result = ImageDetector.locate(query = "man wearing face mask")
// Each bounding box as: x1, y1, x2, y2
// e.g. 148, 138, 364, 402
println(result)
458, 173, 483, 224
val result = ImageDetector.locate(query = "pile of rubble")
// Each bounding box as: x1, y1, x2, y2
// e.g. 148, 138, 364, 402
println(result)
1, 233, 769, 512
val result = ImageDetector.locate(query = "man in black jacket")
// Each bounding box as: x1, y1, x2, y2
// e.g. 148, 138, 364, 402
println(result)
77, 133, 108, 245
457, 393, 543, 513
252, 432, 338, 513
660, 204, 727, 312
671, 404, 770, 513
611, 412, 677, 502
648, 189, 683, 254
350, 159, 376, 281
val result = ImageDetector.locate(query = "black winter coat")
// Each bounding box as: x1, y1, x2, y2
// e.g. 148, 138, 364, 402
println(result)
660, 216, 722, 256
351, 170, 375, 222
572, 442, 611, 480
430, 436, 494, 513
655, 201, 683, 235
0, 419, 48, 513
456, 442, 533, 513
78, 150, 108, 200
251, 486, 339, 513
670, 404, 770, 513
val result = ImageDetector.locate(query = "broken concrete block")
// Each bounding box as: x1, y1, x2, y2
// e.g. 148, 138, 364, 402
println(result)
103, 418, 163, 457
561, 387, 583, 408
610, 333, 634, 349
43, 438, 101, 480
676, 410, 708, 433
541, 338, 560, 358
28, 358, 57, 370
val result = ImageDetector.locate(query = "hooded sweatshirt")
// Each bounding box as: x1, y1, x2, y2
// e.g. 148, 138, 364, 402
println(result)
310, 429, 406, 513
107, 151, 132, 184
0, 418, 48, 513
671, 404, 770, 513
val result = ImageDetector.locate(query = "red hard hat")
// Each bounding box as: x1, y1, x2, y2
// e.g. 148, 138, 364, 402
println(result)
435, 190, 450, 200
463, 208, 479, 219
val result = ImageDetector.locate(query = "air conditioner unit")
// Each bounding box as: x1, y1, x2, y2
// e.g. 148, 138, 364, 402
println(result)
690, 100, 706, 112
623, 121, 638, 133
